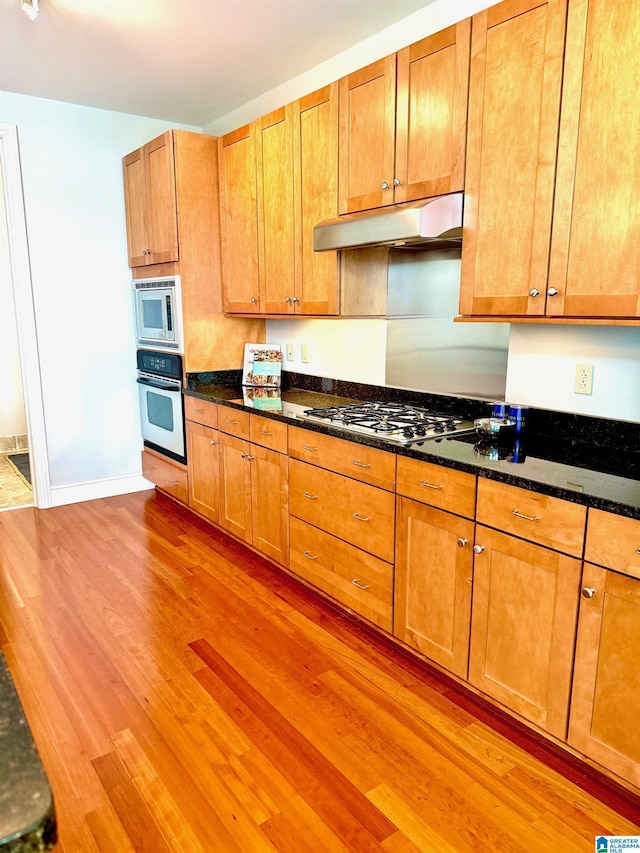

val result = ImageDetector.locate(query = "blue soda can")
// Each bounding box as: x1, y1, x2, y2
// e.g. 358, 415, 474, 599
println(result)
491, 402, 507, 419
508, 405, 528, 433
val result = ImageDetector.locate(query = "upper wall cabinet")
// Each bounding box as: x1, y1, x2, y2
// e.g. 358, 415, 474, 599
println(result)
460, 0, 640, 320
338, 21, 471, 215
219, 124, 261, 313
220, 84, 340, 316
123, 131, 179, 267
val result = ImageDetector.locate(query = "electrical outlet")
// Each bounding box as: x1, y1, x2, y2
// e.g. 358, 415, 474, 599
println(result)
301, 343, 309, 364
574, 363, 593, 395
286, 343, 294, 362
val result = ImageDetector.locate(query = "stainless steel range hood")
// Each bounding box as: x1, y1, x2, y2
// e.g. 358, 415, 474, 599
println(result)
313, 192, 463, 252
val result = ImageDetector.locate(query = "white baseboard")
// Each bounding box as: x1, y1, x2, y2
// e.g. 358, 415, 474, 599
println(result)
49, 475, 154, 507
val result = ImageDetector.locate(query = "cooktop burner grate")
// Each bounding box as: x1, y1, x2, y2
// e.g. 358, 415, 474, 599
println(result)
297, 401, 475, 444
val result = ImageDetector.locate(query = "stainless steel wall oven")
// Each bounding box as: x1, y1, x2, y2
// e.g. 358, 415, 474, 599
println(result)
136, 349, 186, 464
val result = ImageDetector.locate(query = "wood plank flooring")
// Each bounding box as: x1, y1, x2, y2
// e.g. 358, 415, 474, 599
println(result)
0, 490, 638, 852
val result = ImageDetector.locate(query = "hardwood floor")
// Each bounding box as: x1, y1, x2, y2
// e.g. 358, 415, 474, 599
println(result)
0, 490, 638, 852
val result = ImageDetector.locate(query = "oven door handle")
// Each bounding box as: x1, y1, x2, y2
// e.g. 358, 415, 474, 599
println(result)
136, 377, 181, 392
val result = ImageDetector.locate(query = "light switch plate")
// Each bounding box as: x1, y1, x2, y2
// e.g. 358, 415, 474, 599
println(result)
301, 343, 309, 363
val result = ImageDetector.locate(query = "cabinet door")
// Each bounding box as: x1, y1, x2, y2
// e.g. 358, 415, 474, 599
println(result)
186, 420, 220, 524
123, 146, 149, 268
569, 563, 640, 788
294, 83, 340, 315
548, 0, 640, 318
219, 432, 252, 542
339, 55, 397, 213
144, 132, 179, 266
394, 497, 474, 678
459, 0, 568, 316
395, 20, 470, 204
469, 525, 581, 738
257, 105, 296, 314
219, 125, 261, 312
251, 444, 289, 567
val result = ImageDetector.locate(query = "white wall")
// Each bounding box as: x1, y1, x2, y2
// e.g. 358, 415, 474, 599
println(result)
0, 164, 27, 439
506, 326, 640, 423
0, 91, 199, 502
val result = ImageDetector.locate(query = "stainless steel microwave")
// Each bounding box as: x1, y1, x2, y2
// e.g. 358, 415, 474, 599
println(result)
132, 275, 183, 352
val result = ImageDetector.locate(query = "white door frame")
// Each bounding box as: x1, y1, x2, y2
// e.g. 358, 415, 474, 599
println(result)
0, 123, 51, 508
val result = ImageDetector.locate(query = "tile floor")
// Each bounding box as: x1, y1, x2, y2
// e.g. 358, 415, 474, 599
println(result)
0, 453, 33, 510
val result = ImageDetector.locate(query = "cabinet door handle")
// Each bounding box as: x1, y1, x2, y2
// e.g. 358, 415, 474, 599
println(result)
421, 480, 443, 490
303, 550, 318, 560
511, 509, 540, 522
473, 545, 485, 554
393, 178, 402, 187
352, 512, 370, 522
284, 296, 292, 303
291, 296, 299, 303
210, 439, 217, 446
547, 288, 559, 297
251, 297, 258, 304
353, 460, 371, 468
636, 547, 640, 555
457, 538, 468, 547
529, 289, 540, 298
352, 579, 369, 590
582, 587, 596, 599
303, 491, 318, 500
381, 181, 391, 190
241, 453, 254, 461
302, 444, 318, 452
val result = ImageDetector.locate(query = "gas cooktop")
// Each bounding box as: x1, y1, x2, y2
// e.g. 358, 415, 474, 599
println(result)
296, 401, 475, 445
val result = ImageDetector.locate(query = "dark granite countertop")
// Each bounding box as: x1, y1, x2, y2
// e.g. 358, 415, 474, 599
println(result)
0, 653, 56, 852
185, 372, 640, 521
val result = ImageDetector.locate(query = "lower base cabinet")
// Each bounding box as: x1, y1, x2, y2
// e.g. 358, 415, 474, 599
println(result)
186, 420, 220, 524
468, 526, 582, 739
289, 516, 393, 631
394, 497, 474, 679
141, 449, 188, 504
219, 431, 289, 566
568, 563, 640, 788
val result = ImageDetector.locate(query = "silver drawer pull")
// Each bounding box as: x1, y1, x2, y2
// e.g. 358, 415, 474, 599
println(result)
225, 418, 239, 425
303, 491, 318, 500
303, 550, 318, 560
420, 480, 443, 490
512, 509, 540, 522
195, 408, 205, 413
636, 547, 640, 555
260, 430, 274, 437
169, 480, 180, 486
353, 460, 371, 468
352, 579, 369, 590
352, 512, 370, 522
303, 444, 318, 452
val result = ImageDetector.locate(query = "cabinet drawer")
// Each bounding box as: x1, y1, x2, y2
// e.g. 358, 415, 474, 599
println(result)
476, 479, 586, 556
289, 459, 395, 562
290, 517, 393, 632
288, 425, 396, 491
141, 450, 188, 504
218, 406, 250, 439
184, 396, 218, 429
585, 509, 640, 579
396, 457, 476, 518
250, 414, 288, 454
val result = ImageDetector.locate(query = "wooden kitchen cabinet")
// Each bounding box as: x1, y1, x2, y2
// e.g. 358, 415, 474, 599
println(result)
141, 448, 188, 504
394, 496, 474, 678
461, 0, 640, 321
460, 0, 568, 317
186, 419, 221, 525
123, 131, 179, 267
222, 85, 340, 316
469, 525, 582, 739
338, 21, 470, 214
218, 411, 289, 566
548, 0, 640, 318
218, 124, 261, 313
569, 562, 640, 788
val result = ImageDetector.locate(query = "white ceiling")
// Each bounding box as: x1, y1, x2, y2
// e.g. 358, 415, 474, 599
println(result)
0, 0, 436, 127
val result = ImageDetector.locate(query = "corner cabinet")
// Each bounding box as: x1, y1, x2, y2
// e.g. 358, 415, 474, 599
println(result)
460, 0, 640, 321
338, 21, 470, 214
123, 131, 179, 267
220, 85, 339, 316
